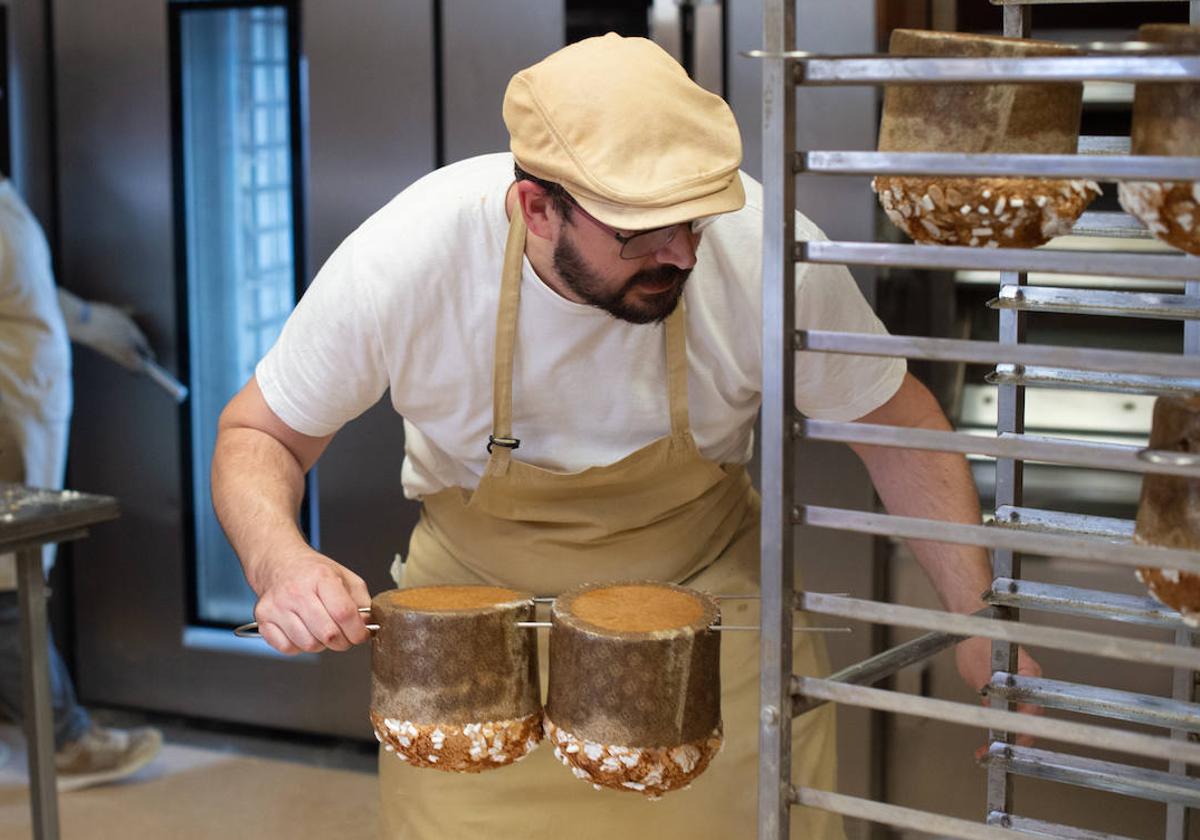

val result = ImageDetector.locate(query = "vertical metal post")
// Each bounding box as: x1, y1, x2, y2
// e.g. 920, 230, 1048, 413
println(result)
985, 278, 1026, 818
1187, 282, 1199, 377
1168, 274, 1200, 840
986, 6, 1031, 825
1165, 634, 1194, 840
1167, 11, 1198, 836
759, 0, 796, 838
17, 548, 60, 840
1001, 4, 1030, 39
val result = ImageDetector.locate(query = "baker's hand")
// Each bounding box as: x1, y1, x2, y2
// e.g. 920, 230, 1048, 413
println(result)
58, 289, 153, 371
954, 636, 1043, 759
250, 548, 372, 655
77, 301, 153, 370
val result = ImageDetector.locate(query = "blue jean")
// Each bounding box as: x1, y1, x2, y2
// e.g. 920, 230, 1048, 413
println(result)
0, 591, 91, 750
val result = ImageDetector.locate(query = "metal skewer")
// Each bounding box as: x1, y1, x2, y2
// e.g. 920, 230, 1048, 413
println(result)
531, 595, 769, 602
234, 608, 853, 638
514, 621, 851, 633
234, 599, 859, 637
233, 606, 379, 638
531, 593, 845, 603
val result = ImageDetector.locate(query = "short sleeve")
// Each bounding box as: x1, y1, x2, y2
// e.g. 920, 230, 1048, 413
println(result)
793, 261, 906, 421
255, 234, 389, 437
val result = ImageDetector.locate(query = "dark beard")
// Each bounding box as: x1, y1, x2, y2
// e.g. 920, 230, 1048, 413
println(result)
552, 234, 689, 324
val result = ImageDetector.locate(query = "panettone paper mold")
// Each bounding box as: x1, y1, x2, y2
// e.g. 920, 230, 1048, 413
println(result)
370, 580, 732, 794
1134, 397, 1200, 624
875, 29, 1099, 247
369, 585, 543, 773
545, 581, 724, 797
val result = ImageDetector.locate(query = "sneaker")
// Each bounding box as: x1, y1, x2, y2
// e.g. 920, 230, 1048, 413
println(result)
54, 725, 163, 792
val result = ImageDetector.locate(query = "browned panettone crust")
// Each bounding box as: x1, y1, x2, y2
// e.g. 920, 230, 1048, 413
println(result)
371, 710, 543, 772
545, 717, 723, 798
1118, 181, 1200, 256
1133, 396, 1200, 624
874, 175, 1100, 247
1135, 569, 1200, 627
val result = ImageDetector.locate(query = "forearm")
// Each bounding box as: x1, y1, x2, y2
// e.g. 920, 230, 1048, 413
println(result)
855, 442, 992, 614
850, 375, 993, 615
211, 425, 312, 594
211, 378, 365, 654
55, 288, 87, 343
851, 375, 1040, 694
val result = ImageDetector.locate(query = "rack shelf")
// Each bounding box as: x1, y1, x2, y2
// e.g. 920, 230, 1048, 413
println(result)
800, 241, 1200, 282
985, 577, 1186, 628
798, 149, 1200, 179
794, 54, 1200, 85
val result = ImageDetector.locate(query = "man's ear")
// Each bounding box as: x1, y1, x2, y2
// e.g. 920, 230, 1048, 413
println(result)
515, 180, 559, 241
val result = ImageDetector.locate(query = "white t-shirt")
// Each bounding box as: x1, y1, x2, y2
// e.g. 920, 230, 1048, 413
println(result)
257, 153, 905, 499
0, 179, 72, 425
0, 179, 72, 588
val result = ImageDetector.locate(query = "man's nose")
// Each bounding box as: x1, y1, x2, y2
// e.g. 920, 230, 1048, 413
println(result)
654, 226, 698, 270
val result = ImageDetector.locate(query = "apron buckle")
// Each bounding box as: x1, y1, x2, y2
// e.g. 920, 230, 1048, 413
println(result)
487, 435, 521, 454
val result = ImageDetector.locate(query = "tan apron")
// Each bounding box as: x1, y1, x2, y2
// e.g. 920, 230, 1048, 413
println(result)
380, 209, 844, 840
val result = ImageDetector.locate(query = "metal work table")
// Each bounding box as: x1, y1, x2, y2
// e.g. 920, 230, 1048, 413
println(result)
0, 482, 119, 840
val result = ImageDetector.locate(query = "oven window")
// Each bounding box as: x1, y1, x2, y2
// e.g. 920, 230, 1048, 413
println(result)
171, 1, 311, 626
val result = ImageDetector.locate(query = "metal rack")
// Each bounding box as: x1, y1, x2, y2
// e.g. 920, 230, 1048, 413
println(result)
758, 2, 1200, 838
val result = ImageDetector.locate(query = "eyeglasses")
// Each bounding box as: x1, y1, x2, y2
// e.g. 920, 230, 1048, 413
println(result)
562, 193, 685, 260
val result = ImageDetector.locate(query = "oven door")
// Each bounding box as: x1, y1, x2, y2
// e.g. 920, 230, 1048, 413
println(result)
52, 0, 432, 739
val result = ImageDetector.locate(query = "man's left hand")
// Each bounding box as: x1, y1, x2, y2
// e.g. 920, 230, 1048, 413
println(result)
954, 636, 1043, 759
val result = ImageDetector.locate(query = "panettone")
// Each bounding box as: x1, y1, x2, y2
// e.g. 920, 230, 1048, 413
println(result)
369, 585, 543, 772
1117, 24, 1200, 255
545, 582, 723, 798
1133, 396, 1200, 625
875, 29, 1100, 247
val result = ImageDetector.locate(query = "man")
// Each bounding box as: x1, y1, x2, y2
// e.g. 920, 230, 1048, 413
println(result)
213, 34, 1037, 838
0, 175, 163, 791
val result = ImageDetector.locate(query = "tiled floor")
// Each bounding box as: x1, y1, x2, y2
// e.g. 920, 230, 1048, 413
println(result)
95, 708, 380, 774
0, 711, 380, 839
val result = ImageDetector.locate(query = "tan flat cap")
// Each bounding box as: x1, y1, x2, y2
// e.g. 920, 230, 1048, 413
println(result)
503, 33, 745, 230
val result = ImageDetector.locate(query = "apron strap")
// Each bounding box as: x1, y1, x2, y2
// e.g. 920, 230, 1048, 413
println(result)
489, 205, 527, 471
664, 303, 689, 437
489, 201, 693, 465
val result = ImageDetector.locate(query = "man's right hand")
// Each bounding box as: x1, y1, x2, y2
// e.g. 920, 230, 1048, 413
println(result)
250, 548, 373, 655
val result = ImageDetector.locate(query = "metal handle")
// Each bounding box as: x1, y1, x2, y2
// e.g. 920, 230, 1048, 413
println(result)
140, 357, 189, 403
649, 0, 723, 96
233, 606, 378, 638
